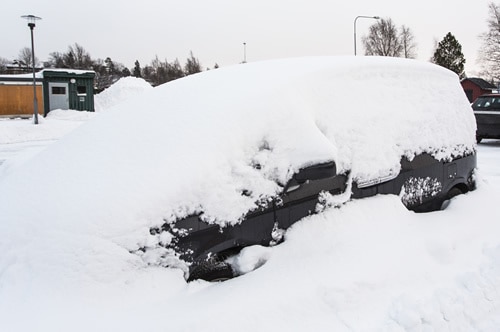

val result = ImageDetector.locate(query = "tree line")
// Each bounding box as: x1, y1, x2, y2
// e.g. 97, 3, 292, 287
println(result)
360, 2, 500, 83
0, 44, 212, 91
360, 17, 466, 78
2, 2, 500, 86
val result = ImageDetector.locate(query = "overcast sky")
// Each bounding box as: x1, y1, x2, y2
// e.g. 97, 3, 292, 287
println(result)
1, 0, 493, 75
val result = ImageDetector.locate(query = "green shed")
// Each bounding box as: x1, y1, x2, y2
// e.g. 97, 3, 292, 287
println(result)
42, 70, 95, 116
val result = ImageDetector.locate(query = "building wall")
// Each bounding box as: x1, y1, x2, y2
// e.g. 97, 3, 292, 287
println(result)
0, 84, 44, 117
461, 80, 491, 103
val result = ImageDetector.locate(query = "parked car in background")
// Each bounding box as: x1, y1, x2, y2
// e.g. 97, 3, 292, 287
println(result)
472, 94, 500, 142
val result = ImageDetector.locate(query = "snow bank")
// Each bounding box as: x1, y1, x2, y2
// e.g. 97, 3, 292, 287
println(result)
0, 110, 94, 144
94, 76, 153, 111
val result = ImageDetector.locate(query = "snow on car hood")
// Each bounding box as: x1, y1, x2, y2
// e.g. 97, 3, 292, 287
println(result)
0, 56, 475, 280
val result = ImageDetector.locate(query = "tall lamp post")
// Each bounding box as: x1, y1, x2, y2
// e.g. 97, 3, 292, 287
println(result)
21, 15, 42, 124
243, 42, 247, 63
354, 15, 379, 56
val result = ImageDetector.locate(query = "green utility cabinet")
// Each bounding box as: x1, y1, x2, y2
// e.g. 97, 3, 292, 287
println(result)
42, 70, 95, 115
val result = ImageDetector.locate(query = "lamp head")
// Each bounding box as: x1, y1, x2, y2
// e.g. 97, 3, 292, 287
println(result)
21, 15, 42, 28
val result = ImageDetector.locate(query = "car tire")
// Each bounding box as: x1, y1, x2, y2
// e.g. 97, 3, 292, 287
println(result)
187, 256, 234, 282
440, 187, 463, 210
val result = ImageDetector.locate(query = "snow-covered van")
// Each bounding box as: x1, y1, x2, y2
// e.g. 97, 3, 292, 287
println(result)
134, 57, 477, 281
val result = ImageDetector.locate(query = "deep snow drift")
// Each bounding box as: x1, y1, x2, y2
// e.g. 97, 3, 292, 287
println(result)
94, 76, 153, 112
0, 57, 498, 332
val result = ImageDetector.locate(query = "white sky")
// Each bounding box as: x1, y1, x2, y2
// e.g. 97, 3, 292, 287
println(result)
1, 0, 492, 75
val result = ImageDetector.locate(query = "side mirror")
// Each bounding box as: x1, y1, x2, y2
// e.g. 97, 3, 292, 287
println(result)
294, 161, 336, 183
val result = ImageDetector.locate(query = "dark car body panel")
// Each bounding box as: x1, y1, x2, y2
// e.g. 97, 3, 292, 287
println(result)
473, 94, 500, 140
161, 152, 476, 278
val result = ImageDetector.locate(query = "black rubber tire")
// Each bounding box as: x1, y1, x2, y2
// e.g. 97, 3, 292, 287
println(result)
446, 187, 463, 200
187, 257, 234, 282
440, 187, 463, 210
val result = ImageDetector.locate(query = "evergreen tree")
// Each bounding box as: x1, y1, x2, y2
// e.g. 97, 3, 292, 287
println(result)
121, 67, 131, 77
105, 57, 115, 74
133, 60, 142, 78
431, 32, 465, 76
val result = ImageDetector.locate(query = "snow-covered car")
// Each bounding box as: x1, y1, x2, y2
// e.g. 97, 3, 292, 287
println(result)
135, 57, 477, 282
0, 56, 477, 285
161, 151, 476, 281
472, 93, 500, 142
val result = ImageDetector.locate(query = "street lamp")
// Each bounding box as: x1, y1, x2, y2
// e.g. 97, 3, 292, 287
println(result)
21, 14, 42, 124
243, 42, 247, 63
354, 15, 380, 56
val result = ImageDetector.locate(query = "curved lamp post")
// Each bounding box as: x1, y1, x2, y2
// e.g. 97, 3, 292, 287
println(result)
354, 15, 379, 56
21, 15, 42, 124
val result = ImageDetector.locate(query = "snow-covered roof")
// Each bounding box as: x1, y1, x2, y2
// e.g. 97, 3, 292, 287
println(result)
41, 68, 95, 75
462, 77, 496, 90
0, 68, 95, 81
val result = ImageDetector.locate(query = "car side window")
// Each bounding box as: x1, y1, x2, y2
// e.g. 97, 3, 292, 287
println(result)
474, 97, 499, 109
473, 99, 487, 108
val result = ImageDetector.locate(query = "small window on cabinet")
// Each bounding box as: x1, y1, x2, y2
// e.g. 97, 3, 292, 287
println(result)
52, 86, 66, 95
77, 86, 87, 94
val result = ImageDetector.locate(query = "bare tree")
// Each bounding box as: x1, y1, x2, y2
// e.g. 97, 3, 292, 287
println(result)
478, 2, 500, 81
17, 47, 39, 68
184, 51, 202, 75
65, 43, 93, 69
47, 51, 65, 68
400, 25, 417, 59
0, 56, 9, 74
363, 18, 403, 57
46, 43, 93, 70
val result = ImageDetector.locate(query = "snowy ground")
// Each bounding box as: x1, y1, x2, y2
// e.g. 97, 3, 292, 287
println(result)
0, 59, 499, 331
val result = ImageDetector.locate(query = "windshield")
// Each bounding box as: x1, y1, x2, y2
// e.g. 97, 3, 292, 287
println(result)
472, 96, 500, 110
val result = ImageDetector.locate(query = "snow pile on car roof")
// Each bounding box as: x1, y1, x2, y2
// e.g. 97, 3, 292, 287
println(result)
94, 76, 153, 111
0, 57, 475, 285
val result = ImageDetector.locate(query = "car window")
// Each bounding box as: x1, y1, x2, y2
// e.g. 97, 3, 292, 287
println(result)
473, 97, 500, 109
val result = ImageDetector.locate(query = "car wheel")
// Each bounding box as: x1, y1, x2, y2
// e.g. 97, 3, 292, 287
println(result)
440, 187, 463, 210
187, 255, 235, 282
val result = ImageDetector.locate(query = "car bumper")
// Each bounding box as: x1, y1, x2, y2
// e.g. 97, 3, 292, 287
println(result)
474, 111, 500, 138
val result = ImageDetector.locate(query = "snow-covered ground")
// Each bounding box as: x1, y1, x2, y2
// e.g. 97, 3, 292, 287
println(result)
0, 58, 499, 331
